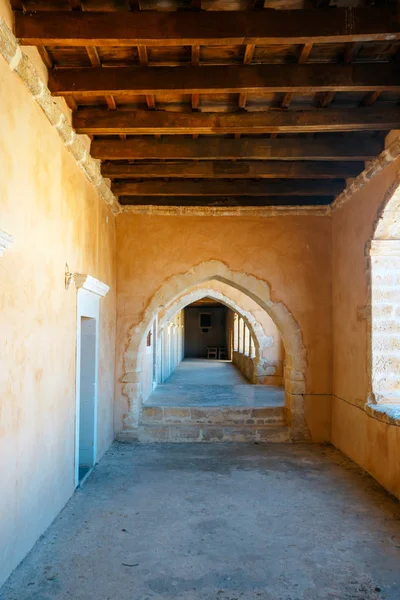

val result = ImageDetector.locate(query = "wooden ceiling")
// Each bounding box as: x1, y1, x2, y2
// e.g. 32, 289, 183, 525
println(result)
12, 0, 400, 208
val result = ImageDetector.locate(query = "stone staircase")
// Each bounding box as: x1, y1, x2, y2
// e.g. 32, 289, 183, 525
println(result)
120, 405, 291, 443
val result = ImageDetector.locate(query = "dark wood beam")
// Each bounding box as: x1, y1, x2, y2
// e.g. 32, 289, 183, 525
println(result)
250, 0, 265, 10
86, 46, 101, 67
101, 160, 364, 180
74, 107, 400, 136
15, 8, 400, 47
91, 136, 382, 161
361, 90, 382, 106
10, 0, 24, 10
48, 63, 400, 96
69, 0, 82, 10
282, 42, 313, 109
112, 179, 345, 196
118, 196, 334, 206
37, 45, 53, 68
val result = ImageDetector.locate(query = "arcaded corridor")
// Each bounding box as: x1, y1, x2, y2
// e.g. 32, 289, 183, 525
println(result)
3, 0, 400, 591
147, 359, 285, 407
1, 443, 400, 600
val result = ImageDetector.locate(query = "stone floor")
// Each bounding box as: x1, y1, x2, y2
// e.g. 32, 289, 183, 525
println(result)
147, 359, 285, 407
2, 443, 400, 600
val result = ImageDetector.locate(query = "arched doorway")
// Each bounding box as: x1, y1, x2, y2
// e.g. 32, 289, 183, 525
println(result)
121, 260, 307, 440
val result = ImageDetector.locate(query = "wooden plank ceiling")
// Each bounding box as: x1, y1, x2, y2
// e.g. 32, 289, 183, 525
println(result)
13, 0, 400, 208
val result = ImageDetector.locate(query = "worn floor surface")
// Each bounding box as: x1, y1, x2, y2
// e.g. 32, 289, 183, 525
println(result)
147, 359, 285, 407
1, 443, 400, 600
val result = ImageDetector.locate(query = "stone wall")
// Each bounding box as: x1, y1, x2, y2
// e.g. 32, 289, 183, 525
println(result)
371, 252, 400, 403
331, 155, 400, 501
0, 19, 116, 587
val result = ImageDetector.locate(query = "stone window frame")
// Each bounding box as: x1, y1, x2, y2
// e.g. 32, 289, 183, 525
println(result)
367, 177, 400, 416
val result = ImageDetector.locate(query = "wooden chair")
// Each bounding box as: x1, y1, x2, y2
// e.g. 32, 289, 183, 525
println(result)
218, 347, 228, 360
207, 346, 218, 359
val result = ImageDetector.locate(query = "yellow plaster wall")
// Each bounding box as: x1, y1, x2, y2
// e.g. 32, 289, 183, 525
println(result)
0, 0, 77, 127
115, 213, 332, 439
0, 47, 116, 585
332, 157, 400, 500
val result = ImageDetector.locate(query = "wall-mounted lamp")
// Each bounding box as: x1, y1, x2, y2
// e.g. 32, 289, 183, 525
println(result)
65, 263, 74, 290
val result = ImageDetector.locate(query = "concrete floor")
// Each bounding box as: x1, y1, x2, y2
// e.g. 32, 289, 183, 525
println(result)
166, 360, 248, 385
2, 444, 400, 600
147, 359, 285, 407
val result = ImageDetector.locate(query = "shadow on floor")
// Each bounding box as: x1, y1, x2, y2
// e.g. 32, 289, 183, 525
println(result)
1, 443, 399, 600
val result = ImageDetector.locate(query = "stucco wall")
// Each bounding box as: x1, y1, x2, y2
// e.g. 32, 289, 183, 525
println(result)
0, 45, 116, 586
115, 213, 332, 439
331, 156, 400, 500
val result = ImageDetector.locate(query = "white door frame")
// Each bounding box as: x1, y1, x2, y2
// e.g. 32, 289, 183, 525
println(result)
72, 275, 109, 488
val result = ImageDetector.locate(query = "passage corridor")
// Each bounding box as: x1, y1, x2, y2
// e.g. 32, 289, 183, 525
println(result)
1, 443, 400, 600
147, 359, 285, 407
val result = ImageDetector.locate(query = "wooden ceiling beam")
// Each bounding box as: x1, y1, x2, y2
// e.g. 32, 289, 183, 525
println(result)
48, 63, 400, 96
320, 41, 362, 108
90, 136, 382, 161
105, 95, 117, 110
73, 106, 400, 135
118, 195, 334, 206
112, 179, 345, 196
361, 90, 382, 106
101, 160, 363, 180
86, 46, 101, 67
10, 0, 25, 10
37, 45, 53, 68
15, 8, 400, 47
69, 0, 82, 10
281, 42, 313, 109
243, 44, 255, 65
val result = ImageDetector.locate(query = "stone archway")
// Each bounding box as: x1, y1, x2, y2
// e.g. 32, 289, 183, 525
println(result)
121, 260, 307, 439
156, 285, 278, 386
367, 176, 400, 405
159, 287, 269, 361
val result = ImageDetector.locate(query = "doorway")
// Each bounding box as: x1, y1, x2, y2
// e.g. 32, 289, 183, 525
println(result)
74, 286, 102, 488
184, 299, 230, 360
77, 317, 97, 483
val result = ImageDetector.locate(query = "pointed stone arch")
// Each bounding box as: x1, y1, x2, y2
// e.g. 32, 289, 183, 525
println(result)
121, 260, 307, 439
155, 285, 279, 385
159, 287, 269, 362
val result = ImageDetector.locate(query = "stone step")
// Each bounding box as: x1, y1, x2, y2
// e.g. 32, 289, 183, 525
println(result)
118, 423, 291, 443
141, 405, 285, 426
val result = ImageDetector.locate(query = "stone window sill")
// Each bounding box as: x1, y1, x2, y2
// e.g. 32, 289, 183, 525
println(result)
366, 404, 400, 426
